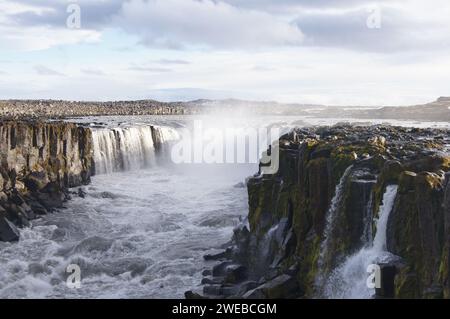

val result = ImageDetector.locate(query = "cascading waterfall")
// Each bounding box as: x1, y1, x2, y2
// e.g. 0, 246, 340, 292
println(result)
323, 184, 399, 299
152, 126, 181, 146
315, 165, 354, 289
361, 192, 374, 244
92, 125, 180, 175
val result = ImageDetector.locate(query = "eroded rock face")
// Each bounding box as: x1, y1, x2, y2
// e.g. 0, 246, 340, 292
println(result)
0, 120, 93, 242
387, 171, 446, 298
195, 125, 450, 299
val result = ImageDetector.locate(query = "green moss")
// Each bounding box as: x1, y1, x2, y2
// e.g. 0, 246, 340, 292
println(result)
439, 244, 449, 298
395, 268, 420, 298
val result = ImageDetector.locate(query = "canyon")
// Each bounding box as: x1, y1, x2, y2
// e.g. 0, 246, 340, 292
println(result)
0, 115, 449, 299
0, 120, 178, 242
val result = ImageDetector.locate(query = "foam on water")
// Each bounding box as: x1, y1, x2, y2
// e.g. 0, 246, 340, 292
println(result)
0, 166, 249, 298
1, 115, 443, 299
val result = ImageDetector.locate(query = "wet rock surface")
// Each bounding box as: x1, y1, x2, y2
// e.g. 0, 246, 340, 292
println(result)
192, 124, 450, 299
0, 120, 93, 242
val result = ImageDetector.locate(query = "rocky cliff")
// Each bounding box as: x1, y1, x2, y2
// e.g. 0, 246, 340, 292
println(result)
193, 125, 450, 299
0, 121, 93, 242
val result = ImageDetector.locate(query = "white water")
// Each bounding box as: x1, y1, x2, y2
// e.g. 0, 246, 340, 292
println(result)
315, 165, 353, 286
92, 126, 179, 174
0, 114, 444, 299
0, 119, 258, 299
323, 185, 398, 299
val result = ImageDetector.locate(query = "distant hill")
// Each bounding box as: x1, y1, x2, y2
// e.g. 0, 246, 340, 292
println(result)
342, 97, 450, 122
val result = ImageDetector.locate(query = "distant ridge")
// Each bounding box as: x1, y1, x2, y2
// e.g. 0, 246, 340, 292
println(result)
0, 97, 449, 122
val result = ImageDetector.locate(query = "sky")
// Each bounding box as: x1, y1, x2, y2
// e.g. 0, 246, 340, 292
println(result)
1, 0, 450, 106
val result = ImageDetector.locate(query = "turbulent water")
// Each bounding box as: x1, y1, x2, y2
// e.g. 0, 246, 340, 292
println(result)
323, 185, 399, 299
0, 166, 250, 298
0, 120, 253, 298
0, 114, 447, 299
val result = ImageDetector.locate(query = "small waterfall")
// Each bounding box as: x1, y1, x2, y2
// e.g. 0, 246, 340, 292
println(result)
323, 185, 398, 299
361, 192, 374, 245
92, 125, 181, 175
316, 165, 354, 284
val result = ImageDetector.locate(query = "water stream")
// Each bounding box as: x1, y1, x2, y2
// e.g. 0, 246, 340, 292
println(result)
323, 185, 399, 299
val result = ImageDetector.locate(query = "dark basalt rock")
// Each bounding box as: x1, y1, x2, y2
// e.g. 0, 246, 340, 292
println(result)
224, 265, 247, 284
189, 124, 450, 299
0, 120, 93, 241
185, 291, 208, 299
243, 274, 299, 299
0, 214, 20, 242
375, 263, 397, 299
204, 248, 232, 261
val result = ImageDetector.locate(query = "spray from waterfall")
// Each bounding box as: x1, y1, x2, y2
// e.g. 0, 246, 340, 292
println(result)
323, 184, 398, 299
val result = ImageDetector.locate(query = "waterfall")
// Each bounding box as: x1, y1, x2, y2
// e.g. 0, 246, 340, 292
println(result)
152, 126, 180, 146
315, 165, 354, 284
323, 185, 398, 299
92, 125, 179, 175
361, 192, 374, 245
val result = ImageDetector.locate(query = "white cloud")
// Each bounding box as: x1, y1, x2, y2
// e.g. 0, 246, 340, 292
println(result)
1, 0, 450, 105
0, 0, 101, 51
114, 0, 304, 49
128, 66, 173, 73
294, 0, 450, 52
81, 68, 106, 76
0, 26, 101, 51
34, 65, 64, 76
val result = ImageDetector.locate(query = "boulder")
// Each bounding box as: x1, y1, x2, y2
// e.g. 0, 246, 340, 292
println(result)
24, 171, 50, 192
224, 265, 247, 284
0, 215, 20, 242
243, 274, 298, 299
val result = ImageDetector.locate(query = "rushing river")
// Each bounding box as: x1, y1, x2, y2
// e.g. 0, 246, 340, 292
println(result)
0, 115, 449, 299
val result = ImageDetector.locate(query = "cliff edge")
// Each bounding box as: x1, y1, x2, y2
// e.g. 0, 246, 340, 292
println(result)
193, 125, 450, 299
0, 121, 93, 241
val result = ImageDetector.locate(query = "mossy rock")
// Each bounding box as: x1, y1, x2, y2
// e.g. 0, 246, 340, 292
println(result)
395, 268, 420, 298
398, 171, 417, 193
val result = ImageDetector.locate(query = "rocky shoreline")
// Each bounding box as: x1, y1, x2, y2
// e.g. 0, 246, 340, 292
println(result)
188, 125, 450, 299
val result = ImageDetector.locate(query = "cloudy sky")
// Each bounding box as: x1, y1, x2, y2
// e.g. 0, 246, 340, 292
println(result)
1, 0, 450, 105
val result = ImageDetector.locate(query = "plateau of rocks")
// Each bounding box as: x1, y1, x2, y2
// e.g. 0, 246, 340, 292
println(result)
1, 97, 449, 122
